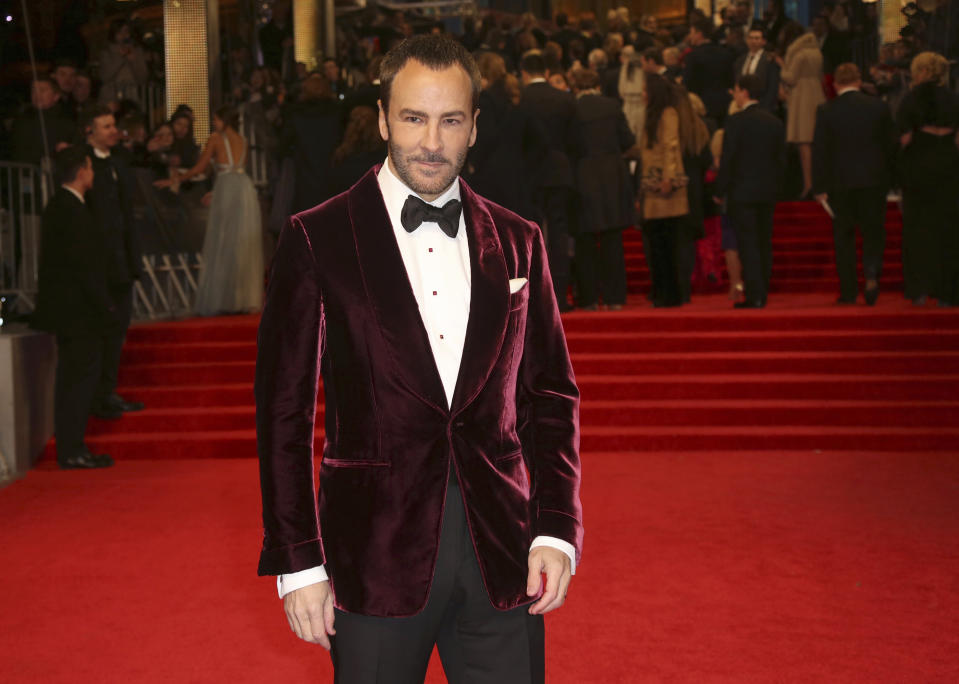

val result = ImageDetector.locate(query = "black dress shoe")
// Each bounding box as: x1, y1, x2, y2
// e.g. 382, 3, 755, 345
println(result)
864, 285, 879, 306
59, 450, 114, 469
104, 393, 145, 413
835, 296, 857, 305
734, 300, 765, 309
91, 404, 123, 420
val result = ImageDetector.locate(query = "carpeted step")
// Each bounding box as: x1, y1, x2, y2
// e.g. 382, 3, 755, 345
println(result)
84, 399, 959, 435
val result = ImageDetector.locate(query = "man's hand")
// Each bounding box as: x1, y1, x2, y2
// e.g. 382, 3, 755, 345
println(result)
283, 581, 336, 648
526, 546, 572, 615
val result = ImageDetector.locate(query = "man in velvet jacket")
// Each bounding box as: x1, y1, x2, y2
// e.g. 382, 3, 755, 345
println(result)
256, 35, 583, 683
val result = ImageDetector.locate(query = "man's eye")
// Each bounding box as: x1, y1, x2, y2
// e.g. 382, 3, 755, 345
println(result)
444, 119, 461, 126
405, 116, 422, 123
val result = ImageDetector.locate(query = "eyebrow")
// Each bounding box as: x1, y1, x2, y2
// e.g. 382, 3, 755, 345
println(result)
398, 108, 467, 119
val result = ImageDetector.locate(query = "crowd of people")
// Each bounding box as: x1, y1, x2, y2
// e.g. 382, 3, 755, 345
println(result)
3, 2, 958, 320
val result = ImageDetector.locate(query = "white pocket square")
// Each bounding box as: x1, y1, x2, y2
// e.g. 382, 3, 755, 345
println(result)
509, 278, 528, 294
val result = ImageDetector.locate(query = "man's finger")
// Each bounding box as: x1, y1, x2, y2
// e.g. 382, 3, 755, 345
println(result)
540, 568, 572, 614
308, 607, 331, 650
324, 594, 337, 637
526, 555, 543, 596
529, 559, 561, 615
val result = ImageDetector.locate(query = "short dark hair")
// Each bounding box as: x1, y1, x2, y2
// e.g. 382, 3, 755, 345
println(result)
690, 17, 713, 39
519, 50, 547, 76
735, 73, 763, 100
642, 46, 664, 65
54, 145, 89, 185
747, 24, 767, 39
215, 104, 240, 130
379, 34, 482, 114
81, 104, 114, 134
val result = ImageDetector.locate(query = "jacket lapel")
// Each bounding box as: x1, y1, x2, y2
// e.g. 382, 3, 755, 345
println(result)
450, 179, 510, 414
348, 167, 448, 413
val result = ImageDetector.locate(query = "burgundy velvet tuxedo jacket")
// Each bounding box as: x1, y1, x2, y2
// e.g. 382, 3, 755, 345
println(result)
256, 166, 582, 617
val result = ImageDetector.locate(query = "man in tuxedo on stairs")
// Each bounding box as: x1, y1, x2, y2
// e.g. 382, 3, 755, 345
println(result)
256, 35, 583, 683
82, 106, 145, 420
812, 63, 896, 306
32, 147, 116, 469
732, 25, 781, 114
715, 73, 786, 309
518, 49, 577, 311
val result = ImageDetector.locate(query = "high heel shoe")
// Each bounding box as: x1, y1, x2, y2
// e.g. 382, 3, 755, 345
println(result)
728, 282, 744, 301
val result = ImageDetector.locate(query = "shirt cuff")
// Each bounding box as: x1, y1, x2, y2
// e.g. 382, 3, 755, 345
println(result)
277, 565, 329, 599
530, 536, 577, 575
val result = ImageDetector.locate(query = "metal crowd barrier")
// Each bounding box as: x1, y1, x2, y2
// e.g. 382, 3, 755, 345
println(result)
239, 109, 271, 191
0, 161, 51, 315
130, 83, 167, 132
133, 252, 202, 320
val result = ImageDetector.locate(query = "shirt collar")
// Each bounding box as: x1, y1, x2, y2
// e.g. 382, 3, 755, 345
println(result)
377, 156, 461, 219
62, 184, 85, 204
528, 77, 547, 84
742, 100, 759, 110
92, 146, 111, 159
837, 86, 860, 96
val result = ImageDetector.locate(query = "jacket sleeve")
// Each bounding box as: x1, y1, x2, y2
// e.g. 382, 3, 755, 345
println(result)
811, 104, 830, 194
714, 116, 738, 198
256, 216, 327, 575
661, 108, 683, 183
518, 225, 583, 563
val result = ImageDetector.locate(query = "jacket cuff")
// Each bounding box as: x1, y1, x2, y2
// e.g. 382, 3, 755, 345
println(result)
257, 538, 326, 576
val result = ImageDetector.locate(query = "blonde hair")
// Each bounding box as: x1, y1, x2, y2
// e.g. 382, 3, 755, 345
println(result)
676, 90, 711, 156
910, 51, 949, 87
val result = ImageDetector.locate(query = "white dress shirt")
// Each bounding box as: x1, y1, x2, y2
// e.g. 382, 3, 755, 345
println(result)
742, 51, 762, 76
63, 185, 86, 204
277, 159, 575, 598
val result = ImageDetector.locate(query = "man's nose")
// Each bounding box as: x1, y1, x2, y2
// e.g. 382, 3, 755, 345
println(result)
422, 121, 442, 152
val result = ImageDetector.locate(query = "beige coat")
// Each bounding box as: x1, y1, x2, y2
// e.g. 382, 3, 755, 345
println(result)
780, 32, 825, 143
639, 107, 689, 220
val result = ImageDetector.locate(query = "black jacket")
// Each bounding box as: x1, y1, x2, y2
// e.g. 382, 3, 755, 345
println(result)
85, 145, 142, 287
32, 188, 116, 337
463, 86, 549, 222
572, 92, 636, 232
517, 81, 577, 189
683, 42, 735, 122
812, 90, 896, 193
715, 104, 786, 204
732, 51, 781, 114
280, 99, 344, 213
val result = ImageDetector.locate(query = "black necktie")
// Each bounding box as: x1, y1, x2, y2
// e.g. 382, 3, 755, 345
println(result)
401, 195, 462, 239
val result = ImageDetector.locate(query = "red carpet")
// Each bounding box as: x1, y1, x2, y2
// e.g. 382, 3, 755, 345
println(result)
2, 452, 958, 682
4, 200, 959, 681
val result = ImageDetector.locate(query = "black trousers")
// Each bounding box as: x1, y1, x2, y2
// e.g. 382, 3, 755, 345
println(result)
329, 473, 545, 684
94, 286, 132, 405
55, 333, 108, 461
535, 187, 572, 309
830, 186, 886, 301
728, 201, 775, 304
643, 218, 681, 307
574, 229, 627, 307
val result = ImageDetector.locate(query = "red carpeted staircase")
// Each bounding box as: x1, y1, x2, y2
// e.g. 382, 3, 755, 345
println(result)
44, 201, 957, 462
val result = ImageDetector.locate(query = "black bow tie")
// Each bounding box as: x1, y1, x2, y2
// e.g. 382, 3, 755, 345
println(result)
401, 195, 462, 239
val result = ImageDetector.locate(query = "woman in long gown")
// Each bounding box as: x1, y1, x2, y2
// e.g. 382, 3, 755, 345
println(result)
157, 105, 264, 315
896, 52, 959, 306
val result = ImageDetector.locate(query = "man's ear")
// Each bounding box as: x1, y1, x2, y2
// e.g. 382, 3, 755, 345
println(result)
468, 108, 480, 148
377, 99, 389, 141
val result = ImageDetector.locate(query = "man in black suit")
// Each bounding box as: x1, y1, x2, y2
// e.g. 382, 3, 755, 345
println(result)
82, 106, 145, 419
715, 73, 786, 308
683, 17, 735, 124
519, 50, 577, 311
732, 26, 781, 113
32, 147, 116, 469
812, 63, 896, 306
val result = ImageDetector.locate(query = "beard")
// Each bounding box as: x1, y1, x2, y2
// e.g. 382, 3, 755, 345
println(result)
386, 121, 469, 198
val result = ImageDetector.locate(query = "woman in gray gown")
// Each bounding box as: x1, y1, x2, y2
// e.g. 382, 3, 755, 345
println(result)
157, 105, 264, 315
